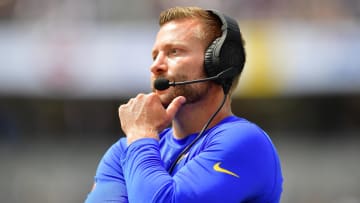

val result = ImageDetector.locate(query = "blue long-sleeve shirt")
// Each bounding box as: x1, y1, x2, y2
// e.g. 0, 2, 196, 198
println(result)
85, 116, 283, 202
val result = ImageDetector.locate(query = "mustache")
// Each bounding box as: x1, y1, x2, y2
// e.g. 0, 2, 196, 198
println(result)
154, 74, 189, 83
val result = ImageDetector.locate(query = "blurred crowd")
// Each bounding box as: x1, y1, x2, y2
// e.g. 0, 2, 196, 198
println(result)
0, 0, 359, 23
0, 0, 359, 135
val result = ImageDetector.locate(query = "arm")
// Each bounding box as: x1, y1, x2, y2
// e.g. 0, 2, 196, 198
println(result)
86, 93, 185, 203
84, 139, 129, 203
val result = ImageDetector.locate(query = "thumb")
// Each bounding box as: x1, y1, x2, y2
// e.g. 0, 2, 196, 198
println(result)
166, 96, 186, 119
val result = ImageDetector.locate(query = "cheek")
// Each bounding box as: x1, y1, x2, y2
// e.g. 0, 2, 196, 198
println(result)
170, 55, 205, 77
188, 56, 206, 77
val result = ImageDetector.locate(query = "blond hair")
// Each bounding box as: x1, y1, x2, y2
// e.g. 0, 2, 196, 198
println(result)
159, 6, 222, 47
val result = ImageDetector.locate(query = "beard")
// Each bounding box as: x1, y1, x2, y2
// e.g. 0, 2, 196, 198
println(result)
152, 74, 211, 108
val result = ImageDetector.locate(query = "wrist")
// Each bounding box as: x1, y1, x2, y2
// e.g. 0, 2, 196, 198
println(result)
126, 129, 159, 146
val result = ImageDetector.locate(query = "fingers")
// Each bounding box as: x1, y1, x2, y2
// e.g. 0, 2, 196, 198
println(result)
118, 93, 186, 134
166, 96, 186, 119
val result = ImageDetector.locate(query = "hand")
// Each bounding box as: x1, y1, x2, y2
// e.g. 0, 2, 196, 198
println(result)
118, 93, 186, 145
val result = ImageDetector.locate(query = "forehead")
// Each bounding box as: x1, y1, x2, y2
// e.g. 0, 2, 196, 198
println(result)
154, 18, 204, 47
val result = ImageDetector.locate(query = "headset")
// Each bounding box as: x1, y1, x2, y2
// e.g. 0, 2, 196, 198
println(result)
204, 9, 246, 93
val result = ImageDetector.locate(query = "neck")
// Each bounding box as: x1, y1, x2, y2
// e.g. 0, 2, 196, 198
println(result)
172, 86, 233, 139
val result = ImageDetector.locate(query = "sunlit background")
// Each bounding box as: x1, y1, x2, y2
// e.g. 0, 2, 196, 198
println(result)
0, 0, 359, 203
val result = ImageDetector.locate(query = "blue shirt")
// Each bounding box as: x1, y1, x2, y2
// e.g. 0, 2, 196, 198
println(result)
85, 116, 283, 202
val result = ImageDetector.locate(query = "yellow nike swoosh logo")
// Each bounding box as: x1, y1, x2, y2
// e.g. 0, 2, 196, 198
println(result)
213, 162, 239, 178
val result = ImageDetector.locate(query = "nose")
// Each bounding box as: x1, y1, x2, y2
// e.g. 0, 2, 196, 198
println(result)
150, 52, 168, 76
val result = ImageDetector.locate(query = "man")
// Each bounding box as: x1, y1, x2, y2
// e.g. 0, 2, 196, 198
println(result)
85, 6, 283, 203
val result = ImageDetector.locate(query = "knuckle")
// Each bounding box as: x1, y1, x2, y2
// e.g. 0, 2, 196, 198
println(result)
137, 93, 145, 98
118, 105, 124, 112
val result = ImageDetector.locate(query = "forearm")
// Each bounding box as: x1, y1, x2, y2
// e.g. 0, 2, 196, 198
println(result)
85, 139, 129, 203
121, 138, 174, 203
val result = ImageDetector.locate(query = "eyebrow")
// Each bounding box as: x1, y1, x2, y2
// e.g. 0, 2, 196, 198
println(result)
152, 42, 187, 57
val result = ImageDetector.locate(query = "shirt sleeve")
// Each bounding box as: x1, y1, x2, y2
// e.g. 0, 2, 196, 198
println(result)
84, 138, 129, 203
120, 123, 283, 203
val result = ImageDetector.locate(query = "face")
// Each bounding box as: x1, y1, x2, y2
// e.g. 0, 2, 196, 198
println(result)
150, 18, 211, 107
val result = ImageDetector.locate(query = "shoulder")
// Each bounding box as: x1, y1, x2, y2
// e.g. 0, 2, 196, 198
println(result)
206, 116, 283, 188
204, 116, 279, 164
208, 116, 270, 146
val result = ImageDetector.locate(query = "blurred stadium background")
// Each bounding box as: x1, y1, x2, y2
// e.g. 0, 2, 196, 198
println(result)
0, 0, 359, 202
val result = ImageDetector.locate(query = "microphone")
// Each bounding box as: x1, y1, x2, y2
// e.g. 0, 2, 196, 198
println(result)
154, 76, 217, 91
154, 67, 237, 91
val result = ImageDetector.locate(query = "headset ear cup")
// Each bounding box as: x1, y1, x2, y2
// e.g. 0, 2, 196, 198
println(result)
204, 38, 221, 78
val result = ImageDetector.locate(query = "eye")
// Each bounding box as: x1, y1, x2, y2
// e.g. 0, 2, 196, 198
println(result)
168, 48, 180, 56
152, 52, 158, 61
